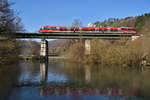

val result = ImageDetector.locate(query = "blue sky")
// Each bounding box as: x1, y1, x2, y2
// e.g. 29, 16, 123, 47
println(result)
11, 0, 150, 32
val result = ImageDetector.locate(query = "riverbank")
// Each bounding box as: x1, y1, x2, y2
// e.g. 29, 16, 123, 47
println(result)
0, 39, 20, 65
67, 37, 150, 67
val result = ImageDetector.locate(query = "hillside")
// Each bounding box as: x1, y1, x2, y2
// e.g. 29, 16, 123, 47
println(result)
47, 13, 150, 54
48, 39, 70, 54
93, 13, 150, 34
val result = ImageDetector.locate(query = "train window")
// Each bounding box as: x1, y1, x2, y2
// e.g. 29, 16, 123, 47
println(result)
60, 28, 67, 31
79, 28, 82, 31
128, 29, 131, 30
132, 29, 136, 31
95, 29, 99, 31
64, 28, 68, 31
59, 28, 64, 31
128, 28, 136, 31
75, 28, 79, 31
116, 29, 118, 31
122, 28, 129, 31
99, 29, 102, 31
71, 28, 74, 31
44, 27, 48, 30
88, 29, 95, 31
121, 28, 136, 31
107, 28, 111, 31
41, 27, 44, 29
104, 29, 107, 31
56, 27, 60, 30
110, 29, 113, 31
121, 28, 125, 30
82, 29, 88, 31
117, 29, 121, 31
67, 28, 71, 31
52, 27, 56, 30
45, 27, 56, 30
111, 29, 119, 31
113, 29, 118, 31
93, 29, 96, 31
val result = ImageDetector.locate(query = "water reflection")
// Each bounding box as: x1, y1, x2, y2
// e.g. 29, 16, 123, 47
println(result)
84, 65, 91, 83
40, 87, 139, 97
40, 61, 48, 83
0, 64, 20, 100
3, 60, 150, 100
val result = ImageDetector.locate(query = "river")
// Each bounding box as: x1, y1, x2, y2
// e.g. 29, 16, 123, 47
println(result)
0, 59, 150, 100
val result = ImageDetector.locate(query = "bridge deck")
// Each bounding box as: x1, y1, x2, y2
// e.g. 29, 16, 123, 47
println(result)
14, 32, 140, 39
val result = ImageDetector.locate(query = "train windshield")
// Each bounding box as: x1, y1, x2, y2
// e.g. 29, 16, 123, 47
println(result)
44, 27, 56, 30
40, 27, 44, 29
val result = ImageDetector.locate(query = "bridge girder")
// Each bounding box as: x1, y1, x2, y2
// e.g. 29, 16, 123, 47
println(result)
13, 32, 140, 39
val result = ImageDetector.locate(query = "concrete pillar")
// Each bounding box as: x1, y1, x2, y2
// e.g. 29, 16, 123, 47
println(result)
40, 39, 48, 61
85, 39, 91, 55
40, 62, 48, 83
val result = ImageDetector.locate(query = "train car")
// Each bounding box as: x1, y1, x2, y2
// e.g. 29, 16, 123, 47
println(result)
120, 27, 136, 34
39, 26, 137, 34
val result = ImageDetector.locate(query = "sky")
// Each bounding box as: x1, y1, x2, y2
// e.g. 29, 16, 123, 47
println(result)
11, 0, 150, 32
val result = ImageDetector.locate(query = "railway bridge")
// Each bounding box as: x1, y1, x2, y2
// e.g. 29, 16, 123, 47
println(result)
10, 32, 141, 87
11, 32, 140, 60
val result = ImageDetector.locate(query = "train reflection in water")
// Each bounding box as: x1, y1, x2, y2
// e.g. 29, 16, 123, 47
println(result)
39, 61, 139, 98
39, 87, 138, 97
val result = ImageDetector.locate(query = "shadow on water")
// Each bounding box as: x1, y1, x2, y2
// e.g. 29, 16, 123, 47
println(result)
1, 60, 150, 100
0, 63, 20, 100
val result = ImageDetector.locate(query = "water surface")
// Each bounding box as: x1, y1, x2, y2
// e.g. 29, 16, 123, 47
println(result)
1, 60, 150, 100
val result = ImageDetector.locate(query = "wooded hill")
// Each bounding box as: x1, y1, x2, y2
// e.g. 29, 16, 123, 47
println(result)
93, 13, 150, 34
46, 13, 150, 55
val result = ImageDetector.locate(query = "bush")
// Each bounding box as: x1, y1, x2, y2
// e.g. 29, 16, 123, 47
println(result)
67, 37, 150, 66
0, 40, 19, 64
67, 43, 85, 62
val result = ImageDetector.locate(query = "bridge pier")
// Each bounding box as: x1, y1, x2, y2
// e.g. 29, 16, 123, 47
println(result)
85, 39, 91, 55
131, 36, 140, 41
40, 39, 48, 61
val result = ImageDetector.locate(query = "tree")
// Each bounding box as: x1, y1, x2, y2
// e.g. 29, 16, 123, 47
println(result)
72, 19, 82, 27
0, 0, 23, 36
0, 0, 24, 64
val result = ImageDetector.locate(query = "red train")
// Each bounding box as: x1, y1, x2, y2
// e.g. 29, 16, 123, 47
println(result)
39, 26, 137, 34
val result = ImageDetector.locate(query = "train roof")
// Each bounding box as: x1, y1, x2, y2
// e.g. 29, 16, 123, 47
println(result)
41, 26, 136, 29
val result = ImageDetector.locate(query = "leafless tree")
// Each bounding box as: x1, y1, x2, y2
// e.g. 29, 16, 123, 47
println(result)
0, 0, 23, 36
72, 19, 82, 27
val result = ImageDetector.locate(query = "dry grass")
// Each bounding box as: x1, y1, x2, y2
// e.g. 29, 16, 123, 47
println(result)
67, 43, 85, 62
67, 37, 150, 66
0, 40, 19, 64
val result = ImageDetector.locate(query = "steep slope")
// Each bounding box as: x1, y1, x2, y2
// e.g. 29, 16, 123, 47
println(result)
93, 13, 150, 34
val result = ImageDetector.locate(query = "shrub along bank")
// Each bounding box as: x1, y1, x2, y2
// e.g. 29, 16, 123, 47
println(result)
67, 37, 150, 66
0, 39, 20, 64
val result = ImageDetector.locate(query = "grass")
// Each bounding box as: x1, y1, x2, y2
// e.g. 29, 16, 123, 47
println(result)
66, 37, 150, 66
